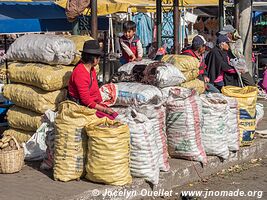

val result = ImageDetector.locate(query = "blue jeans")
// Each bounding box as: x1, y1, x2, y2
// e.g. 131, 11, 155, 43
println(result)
205, 83, 221, 93
119, 57, 128, 65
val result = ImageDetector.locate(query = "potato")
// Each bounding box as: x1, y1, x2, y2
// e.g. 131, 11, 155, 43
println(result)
2, 136, 11, 143
0, 141, 3, 148
1, 142, 9, 149
9, 140, 15, 148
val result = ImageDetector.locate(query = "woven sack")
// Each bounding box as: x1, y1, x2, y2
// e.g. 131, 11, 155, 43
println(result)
7, 106, 42, 132
8, 62, 73, 91
3, 84, 67, 114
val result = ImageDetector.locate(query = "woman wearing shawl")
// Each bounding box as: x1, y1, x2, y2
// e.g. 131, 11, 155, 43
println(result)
206, 35, 241, 91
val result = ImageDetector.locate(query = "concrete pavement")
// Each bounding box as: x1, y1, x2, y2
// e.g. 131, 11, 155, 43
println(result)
0, 100, 266, 200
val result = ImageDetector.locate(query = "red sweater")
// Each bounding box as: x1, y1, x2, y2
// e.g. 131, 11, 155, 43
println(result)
68, 62, 102, 108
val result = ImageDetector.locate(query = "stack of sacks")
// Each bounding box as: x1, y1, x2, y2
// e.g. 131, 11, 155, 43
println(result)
100, 82, 169, 184
162, 55, 205, 94
200, 93, 229, 160
101, 82, 170, 172
3, 34, 92, 143
163, 87, 207, 164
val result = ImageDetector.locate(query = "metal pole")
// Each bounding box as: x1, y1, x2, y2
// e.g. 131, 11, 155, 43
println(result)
72, 20, 79, 35
173, 0, 180, 54
219, 0, 224, 31
234, 0, 240, 31
91, 0, 98, 39
103, 31, 108, 84
156, 0, 162, 48
240, 0, 253, 75
4, 35, 9, 84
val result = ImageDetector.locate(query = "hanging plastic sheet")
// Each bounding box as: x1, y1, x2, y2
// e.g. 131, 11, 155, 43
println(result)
133, 13, 153, 49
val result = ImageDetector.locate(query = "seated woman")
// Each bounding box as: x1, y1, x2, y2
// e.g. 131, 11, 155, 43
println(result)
206, 35, 242, 91
68, 40, 118, 119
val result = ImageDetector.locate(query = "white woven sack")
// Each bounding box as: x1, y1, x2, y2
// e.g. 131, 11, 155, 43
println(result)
116, 108, 160, 185
134, 103, 169, 172
156, 63, 186, 88
224, 96, 240, 151
118, 59, 155, 73
200, 94, 229, 160
166, 87, 207, 164
115, 82, 163, 106
118, 60, 185, 88
256, 103, 264, 126
6, 34, 76, 65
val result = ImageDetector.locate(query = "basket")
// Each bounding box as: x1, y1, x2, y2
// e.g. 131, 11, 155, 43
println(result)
0, 136, 24, 173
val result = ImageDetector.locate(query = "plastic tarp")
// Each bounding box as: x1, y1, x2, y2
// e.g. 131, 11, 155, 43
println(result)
56, 0, 219, 16
162, 0, 218, 6
0, 1, 72, 34
132, 13, 153, 48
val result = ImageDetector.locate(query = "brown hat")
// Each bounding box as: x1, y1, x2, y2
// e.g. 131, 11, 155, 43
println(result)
80, 40, 103, 55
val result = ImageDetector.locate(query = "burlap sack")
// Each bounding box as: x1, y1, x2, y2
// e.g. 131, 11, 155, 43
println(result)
8, 62, 73, 91
3, 128, 34, 143
7, 106, 42, 132
162, 55, 200, 81
85, 118, 132, 186
3, 84, 67, 114
180, 79, 205, 94
53, 101, 97, 182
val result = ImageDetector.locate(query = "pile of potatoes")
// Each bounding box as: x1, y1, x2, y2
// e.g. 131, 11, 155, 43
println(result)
0, 136, 19, 152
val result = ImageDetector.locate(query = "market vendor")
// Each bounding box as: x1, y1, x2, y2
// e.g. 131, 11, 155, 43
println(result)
206, 35, 242, 91
181, 35, 220, 93
68, 40, 118, 119
219, 24, 255, 86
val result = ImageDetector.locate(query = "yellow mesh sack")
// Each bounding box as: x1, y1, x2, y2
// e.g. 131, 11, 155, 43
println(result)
3, 128, 34, 143
180, 79, 205, 94
7, 106, 42, 132
85, 118, 132, 186
162, 55, 200, 81
8, 62, 73, 91
222, 86, 258, 146
53, 101, 98, 182
3, 84, 67, 114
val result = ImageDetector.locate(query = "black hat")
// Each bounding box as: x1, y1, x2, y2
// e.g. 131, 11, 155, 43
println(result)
216, 34, 230, 44
80, 40, 103, 55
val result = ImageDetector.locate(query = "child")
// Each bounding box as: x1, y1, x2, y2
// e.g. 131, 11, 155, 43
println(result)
119, 21, 143, 64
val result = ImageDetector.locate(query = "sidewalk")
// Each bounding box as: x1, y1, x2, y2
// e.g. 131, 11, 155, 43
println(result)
0, 100, 266, 200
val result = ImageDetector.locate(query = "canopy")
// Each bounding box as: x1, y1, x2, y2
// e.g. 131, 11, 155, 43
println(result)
55, 0, 219, 16
0, 1, 72, 34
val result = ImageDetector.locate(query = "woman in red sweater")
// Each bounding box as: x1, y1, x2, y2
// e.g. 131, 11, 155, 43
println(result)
68, 40, 118, 119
